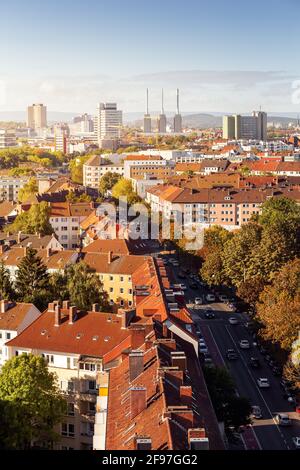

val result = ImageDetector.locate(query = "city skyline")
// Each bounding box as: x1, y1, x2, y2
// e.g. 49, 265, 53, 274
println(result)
0, 0, 300, 113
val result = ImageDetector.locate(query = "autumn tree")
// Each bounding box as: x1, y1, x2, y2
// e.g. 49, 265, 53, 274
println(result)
111, 178, 140, 205
99, 172, 122, 196
18, 177, 38, 203
6, 201, 53, 235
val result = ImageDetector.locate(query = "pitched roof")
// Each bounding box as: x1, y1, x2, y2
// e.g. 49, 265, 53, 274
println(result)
0, 246, 76, 269
7, 308, 132, 357
0, 302, 37, 331
0, 201, 17, 218
49, 202, 94, 218
82, 239, 130, 255
84, 155, 102, 167
124, 155, 163, 161
82, 253, 149, 275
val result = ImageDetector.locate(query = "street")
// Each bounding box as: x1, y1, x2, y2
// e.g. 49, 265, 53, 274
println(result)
167, 258, 300, 450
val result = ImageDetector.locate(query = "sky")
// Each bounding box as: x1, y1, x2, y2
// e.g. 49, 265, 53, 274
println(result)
1, 0, 300, 115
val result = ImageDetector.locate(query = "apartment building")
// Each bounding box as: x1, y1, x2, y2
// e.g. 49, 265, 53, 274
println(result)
0, 176, 30, 201
83, 155, 124, 189
95, 102, 122, 145
0, 300, 41, 367
223, 112, 267, 141
6, 303, 135, 450
81, 252, 150, 309
0, 129, 17, 148
123, 155, 175, 180
27, 104, 47, 130
146, 185, 300, 229
49, 202, 94, 249
248, 160, 300, 177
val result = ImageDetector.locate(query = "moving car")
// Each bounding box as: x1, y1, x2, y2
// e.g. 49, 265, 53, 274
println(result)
239, 339, 250, 349
274, 413, 291, 426
226, 349, 238, 360
257, 378, 270, 388
249, 357, 260, 368
292, 437, 300, 449
205, 311, 215, 319
251, 406, 263, 419
228, 317, 238, 325
206, 293, 216, 302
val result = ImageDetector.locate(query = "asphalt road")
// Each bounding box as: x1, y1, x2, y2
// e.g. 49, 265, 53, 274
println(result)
168, 260, 300, 450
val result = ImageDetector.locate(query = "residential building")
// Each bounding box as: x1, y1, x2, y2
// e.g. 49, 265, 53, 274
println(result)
0, 175, 30, 201
54, 127, 69, 153
0, 300, 41, 367
49, 202, 94, 249
123, 155, 175, 180
0, 129, 17, 148
27, 104, 47, 130
83, 155, 124, 189
0, 201, 18, 225
0, 231, 63, 252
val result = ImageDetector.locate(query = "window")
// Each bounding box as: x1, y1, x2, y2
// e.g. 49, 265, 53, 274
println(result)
88, 380, 96, 391
67, 402, 75, 416
120, 288, 124, 294
6, 332, 11, 340
0, 332, 2, 339
62, 423, 75, 437
42, 354, 54, 364
120, 276, 124, 282
109, 275, 113, 281
110, 287, 113, 293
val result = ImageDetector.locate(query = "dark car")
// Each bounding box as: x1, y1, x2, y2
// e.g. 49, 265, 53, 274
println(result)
189, 282, 198, 289
249, 357, 260, 368
272, 366, 281, 376
226, 349, 238, 360
178, 271, 186, 279
205, 311, 215, 319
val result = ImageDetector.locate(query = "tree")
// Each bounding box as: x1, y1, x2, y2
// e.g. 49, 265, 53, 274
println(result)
203, 366, 251, 433
258, 196, 300, 229
18, 177, 38, 203
64, 261, 109, 310
111, 178, 140, 205
14, 248, 50, 309
66, 191, 92, 203
0, 262, 14, 300
200, 251, 225, 286
0, 354, 66, 449
256, 258, 300, 351
69, 155, 89, 184
99, 172, 122, 196
6, 201, 53, 235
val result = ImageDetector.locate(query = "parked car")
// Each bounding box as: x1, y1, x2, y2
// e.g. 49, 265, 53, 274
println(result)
239, 339, 250, 349
206, 294, 216, 302
219, 294, 229, 302
249, 357, 260, 368
194, 297, 203, 305
251, 406, 263, 419
257, 378, 270, 388
229, 317, 238, 325
275, 413, 291, 426
226, 349, 238, 360
292, 437, 300, 449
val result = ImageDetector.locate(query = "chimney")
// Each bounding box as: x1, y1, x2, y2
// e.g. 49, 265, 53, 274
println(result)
54, 305, 61, 327
108, 251, 112, 264
0, 300, 10, 313
69, 306, 77, 324
17, 231, 22, 244
135, 437, 152, 451
180, 386, 192, 407
188, 428, 209, 450
129, 350, 144, 382
130, 326, 146, 349
130, 387, 147, 419
92, 303, 99, 312
48, 302, 55, 312
118, 308, 135, 329
46, 247, 51, 258
171, 351, 187, 371
63, 300, 70, 309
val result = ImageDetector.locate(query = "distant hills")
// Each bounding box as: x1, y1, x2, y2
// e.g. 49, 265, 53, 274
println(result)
0, 110, 299, 129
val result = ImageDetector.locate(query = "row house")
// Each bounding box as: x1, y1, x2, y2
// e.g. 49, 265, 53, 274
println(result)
0, 231, 63, 252
49, 202, 94, 249
146, 185, 300, 230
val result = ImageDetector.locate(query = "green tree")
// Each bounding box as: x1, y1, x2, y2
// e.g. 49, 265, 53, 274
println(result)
69, 155, 89, 184
204, 366, 251, 433
14, 248, 50, 309
99, 172, 122, 196
18, 177, 38, 203
0, 354, 66, 449
112, 178, 140, 205
6, 201, 53, 235
200, 251, 225, 286
64, 261, 109, 310
258, 196, 300, 229
0, 262, 14, 300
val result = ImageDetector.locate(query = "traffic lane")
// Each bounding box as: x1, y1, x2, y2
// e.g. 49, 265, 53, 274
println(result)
206, 320, 288, 449
226, 323, 300, 448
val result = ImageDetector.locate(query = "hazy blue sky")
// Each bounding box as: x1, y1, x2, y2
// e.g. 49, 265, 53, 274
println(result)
1, 0, 299, 114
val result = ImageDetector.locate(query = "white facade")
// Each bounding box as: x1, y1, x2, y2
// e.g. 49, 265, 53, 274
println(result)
0, 176, 30, 201
0, 129, 17, 148
50, 215, 85, 249
95, 103, 122, 144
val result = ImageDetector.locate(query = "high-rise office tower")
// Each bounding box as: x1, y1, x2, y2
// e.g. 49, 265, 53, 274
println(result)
27, 104, 47, 130
143, 88, 152, 133
253, 111, 267, 141
157, 89, 167, 133
173, 88, 182, 133
95, 102, 122, 145
223, 111, 267, 140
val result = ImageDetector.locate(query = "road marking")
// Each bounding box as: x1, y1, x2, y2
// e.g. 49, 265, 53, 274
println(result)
225, 325, 290, 450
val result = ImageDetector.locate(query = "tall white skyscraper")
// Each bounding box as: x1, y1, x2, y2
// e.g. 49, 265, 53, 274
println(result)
173, 88, 182, 133
27, 104, 47, 130
95, 102, 122, 145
